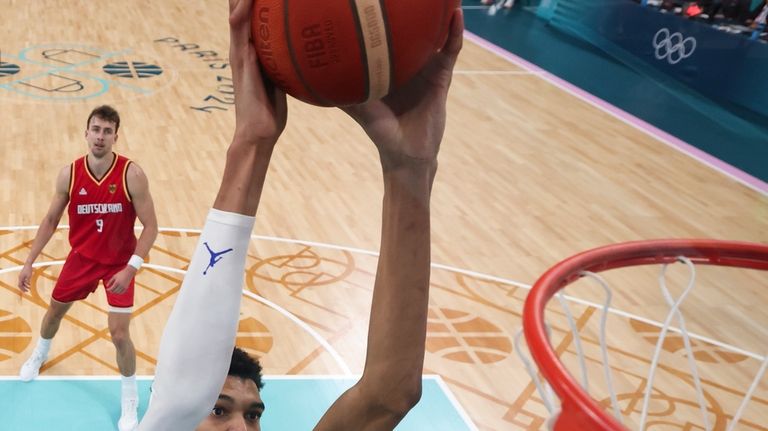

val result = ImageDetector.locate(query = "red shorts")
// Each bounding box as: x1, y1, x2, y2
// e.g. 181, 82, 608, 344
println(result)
52, 251, 135, 310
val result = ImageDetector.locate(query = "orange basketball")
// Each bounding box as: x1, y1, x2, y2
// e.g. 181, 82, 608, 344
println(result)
252, 0, 460, 107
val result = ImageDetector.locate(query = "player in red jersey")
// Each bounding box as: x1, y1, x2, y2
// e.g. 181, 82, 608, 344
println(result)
18, 105, 159, 431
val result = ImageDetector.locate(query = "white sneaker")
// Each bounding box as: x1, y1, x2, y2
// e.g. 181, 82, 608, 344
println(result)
19, 350, 47, 382
118, 396, 139, 431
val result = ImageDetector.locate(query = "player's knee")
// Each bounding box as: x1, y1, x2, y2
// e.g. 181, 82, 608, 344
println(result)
46, 308, 67, 322
47, 301, 71, 319
109, 326, 131, 347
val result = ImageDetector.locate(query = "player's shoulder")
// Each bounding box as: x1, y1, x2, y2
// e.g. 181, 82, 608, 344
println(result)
123, 158, 149, 193
57, 163, 74, 178
53, 164, 75, 194
67, 154, 86, 168
125, 160, 146, 177
114, 153, 142, 174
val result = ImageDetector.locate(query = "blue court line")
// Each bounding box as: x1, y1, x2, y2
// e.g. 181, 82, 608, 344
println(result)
67, 69, 156, 95
0, 375, 476, 430
12, 46, 130, 78
0, 46, 154, 99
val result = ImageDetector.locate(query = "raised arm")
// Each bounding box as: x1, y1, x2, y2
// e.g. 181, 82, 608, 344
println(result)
315, 9, 464, 431
18, 165, 71, 293
137, 0, 286, 429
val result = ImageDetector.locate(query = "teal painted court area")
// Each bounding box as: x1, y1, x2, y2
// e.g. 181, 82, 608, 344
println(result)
462, 3, 768, 183
0, 376, 475, 430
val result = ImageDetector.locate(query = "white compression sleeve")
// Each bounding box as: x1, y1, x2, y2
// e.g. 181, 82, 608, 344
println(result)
138, 209, 255, 431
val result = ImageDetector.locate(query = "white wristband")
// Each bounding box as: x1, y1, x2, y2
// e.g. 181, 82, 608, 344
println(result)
128, 254, 144, 270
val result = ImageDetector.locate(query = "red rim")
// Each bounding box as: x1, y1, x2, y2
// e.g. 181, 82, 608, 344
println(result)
522, 239, 768, 430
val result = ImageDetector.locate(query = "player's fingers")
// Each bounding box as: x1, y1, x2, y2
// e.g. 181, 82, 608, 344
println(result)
229, 0, 254, 25
339, 101, 380, 127
267, 78, 288, 117
229, 0, 254, 56
18, 274, 30, 290
440, 9, 464, 69
442, 8, 464, 65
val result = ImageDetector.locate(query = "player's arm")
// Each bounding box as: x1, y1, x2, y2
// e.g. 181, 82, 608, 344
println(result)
18, 165, 71, 293
127, 163, 158, 261
314, 9, 464, 431
137, 0, 286, 429
107, 163, 158, 294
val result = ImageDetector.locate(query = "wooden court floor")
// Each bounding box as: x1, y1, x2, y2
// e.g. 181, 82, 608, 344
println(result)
1, 1, 767, 429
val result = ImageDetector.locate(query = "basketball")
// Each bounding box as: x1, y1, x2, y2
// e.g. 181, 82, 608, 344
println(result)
252, 0, 460, 106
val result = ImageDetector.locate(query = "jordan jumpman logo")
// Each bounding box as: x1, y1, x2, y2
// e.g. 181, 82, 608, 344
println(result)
203, 242, 234, 275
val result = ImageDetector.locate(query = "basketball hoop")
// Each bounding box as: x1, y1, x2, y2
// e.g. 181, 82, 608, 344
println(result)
522, 239, 768, 430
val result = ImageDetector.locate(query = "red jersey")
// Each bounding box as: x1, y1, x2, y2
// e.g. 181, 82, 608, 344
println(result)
67, 153, 137, 265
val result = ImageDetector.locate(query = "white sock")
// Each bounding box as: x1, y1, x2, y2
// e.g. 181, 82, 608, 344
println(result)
121, 374, 138, 400
36, 337, 52, 357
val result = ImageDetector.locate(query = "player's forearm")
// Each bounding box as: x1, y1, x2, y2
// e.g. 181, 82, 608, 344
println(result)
313, 164, 436, 431
24, 216, 60, 266
213, 138, 275, 216
132, 223, 158, 260
364, 162, 435, 394
139, 209, 254, 430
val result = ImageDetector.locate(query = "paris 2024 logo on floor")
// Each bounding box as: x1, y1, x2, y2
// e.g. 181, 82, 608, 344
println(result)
0, 44, 170, 103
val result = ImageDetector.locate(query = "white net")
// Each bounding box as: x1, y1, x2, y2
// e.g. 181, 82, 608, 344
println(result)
520, 245, 768, 430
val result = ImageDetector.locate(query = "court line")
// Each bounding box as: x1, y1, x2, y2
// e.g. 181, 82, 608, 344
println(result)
3, 227, 765, 362
0, 373, 439, 381
1, 45, 159, 99
1, 261, 352, 375
0, 375, 154, 381
263, 375, 479, 430
454, 70, 543, 75
0, 47, 130, 100
0, 374, 478, 429
239, 289, 352, 376
433, 375, 481, 431
462, 31, 768, 196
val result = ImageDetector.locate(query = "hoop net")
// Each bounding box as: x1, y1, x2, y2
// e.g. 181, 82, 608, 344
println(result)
522, 239, 768, 430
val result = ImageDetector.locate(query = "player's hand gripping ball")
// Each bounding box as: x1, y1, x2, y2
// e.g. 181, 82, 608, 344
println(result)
253, 0, 460, 106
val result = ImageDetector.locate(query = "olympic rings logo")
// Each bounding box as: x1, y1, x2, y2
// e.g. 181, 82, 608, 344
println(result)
652, 28, 696, 65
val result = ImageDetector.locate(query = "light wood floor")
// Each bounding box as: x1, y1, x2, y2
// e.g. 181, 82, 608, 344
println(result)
1, 1, 766, 429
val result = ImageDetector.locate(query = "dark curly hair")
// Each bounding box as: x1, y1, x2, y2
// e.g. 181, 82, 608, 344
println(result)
229, 347, 264, 390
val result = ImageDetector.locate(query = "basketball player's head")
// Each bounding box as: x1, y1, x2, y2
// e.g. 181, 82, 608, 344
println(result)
86, 105, 121, 133
85, 105, 120, 158
197, 347, 265, 431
